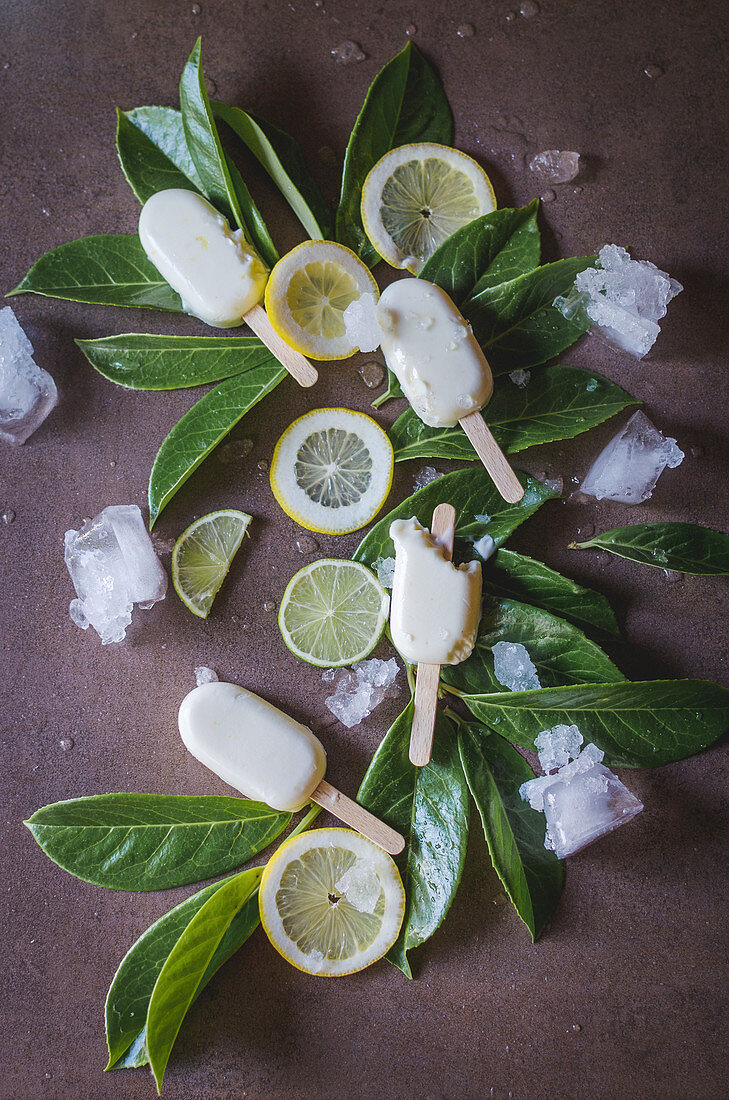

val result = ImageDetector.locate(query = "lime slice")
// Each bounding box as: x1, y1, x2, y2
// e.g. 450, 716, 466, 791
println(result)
279, 558, 389, 667
269, 408, 393, 535
361, 142, 496, 273
264, 240, 379, 360
171, 509, 251, 618
259, 828, 405, 976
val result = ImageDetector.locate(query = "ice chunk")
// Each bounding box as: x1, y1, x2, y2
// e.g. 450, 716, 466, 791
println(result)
321, 668, 337, 683
342, 293, 381, 352
529, 150, 581, 184
473, 533, 495, 561
375, 556, 396, 589
324, 657, 399, 728
492, 641, 541, 691
520, 741, 643, 858
580, 410, 684, 504
544, 475, 564, 494
0, 306, 58, 444
64, 505, 167, 644
509, 368, 531, 388
413, 466, 442, 491
535, 724, 583, 772
194, 666, 218, 686
553, 244, 682, 358
335, 859, 382, 914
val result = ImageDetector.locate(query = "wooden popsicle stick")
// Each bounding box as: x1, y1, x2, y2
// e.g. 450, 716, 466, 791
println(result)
459, 410, 524, 503
409, 502, 457, 768
245, 302, 318, 388
312, 779, 405, 855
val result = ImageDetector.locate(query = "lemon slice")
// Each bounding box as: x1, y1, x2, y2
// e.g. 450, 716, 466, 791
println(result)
279, 559, 389, 667
269, 408, 393, 535
361, 142, 496, 273
260, 828, 405, 976
171, 509, 251, 618
264, 240, 379, 360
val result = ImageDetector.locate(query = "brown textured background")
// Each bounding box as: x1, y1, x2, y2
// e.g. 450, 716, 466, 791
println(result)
2, 1, 728, 1097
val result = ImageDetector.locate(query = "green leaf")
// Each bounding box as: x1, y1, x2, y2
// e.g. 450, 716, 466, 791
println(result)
419, 201, 541, 305
370, 367, 403, 409
336, 42, 453, 264
463, 679, 729, 768
458, 721, 562, 940
486, 549, 620, 638
214, 102, 332, 239
572, 522, 729, 576
357, 705, 469, 977
441, 595, 625, 696
225, 154, 279, 268
463, 257, 597, 374
76, 333, 280, 390
146, 867, 262, 1092
390, 365, 638, 462
106, 872, 260, 1070
116, 107, 204, 204
353, 467, 557, 571
148, 361, 286, 526
24, 793, 289, 891
7, 234, 183, 311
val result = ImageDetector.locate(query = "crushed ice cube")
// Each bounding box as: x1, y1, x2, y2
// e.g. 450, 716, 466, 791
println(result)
0, 306, 58, 444
553, 244, 682, 358
413, 466, 442, 491
509, 368, 531, 388
375, 556, 396, 589
321, 668, 337, 683
335, 859, 382, 914
520, 740, 643, 858
64, 505, 167, 644
529, 150, 581, 184
342, 293, 381, 352
544, 475, 564, 494
535, 724, 583, 772
580, 409, 684, 504
194, 666, 218, 686
473, 533, 495, 561
324, 657, 399, 728
492, 641, 541, 691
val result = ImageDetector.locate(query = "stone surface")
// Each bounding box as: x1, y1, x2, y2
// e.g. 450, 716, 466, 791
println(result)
3, 2, 728, 1098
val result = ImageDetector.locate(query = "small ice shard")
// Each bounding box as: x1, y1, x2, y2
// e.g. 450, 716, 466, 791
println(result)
321, 668, 337, 683
342, 293, 381, 352
194, 666, 218, 687
544, 475, 564, 494
509, 368, 531, 388
375, 556, 396, 589
413, 466, 442, 491
64, 505, 167, 644
324, 657, 399, 728
492, 641, 541, 691
473, 533, 495, 561
474, 513, 491, 525
0, 306, 58, 444
580, 409, 684, 504
335, 859, 382, 913
529, 150, 580, 184
520, 740, 644, 858
535, 724, 583, 772
553, 244, 683, 358
331, 40, 366, 63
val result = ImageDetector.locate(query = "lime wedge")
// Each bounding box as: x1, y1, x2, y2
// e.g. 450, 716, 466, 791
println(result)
171, 509, 251, 618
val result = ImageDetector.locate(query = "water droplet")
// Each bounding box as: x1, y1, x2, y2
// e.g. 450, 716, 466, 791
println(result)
2, 509, 16, 525
578, 523, 595, 538
3, 62, 11, 70
572, 1023, 582, 1033
204, 75, 218, 96
643, 63, 664, 78
405, 23, 417, 36
456, 23, 475, 38
44, 1072, 53, 1080
257, 459, 269, 473
331, 40, 366, 64
130, 32, 137, 40
218, 437, 254, 463
317, 145, 339, 168
505, 11, 517, 21
192, 2, 202, 13
492, 892, 507, 906
573, 185, 584, 195
358, 360, 385, 388
663, 569, 682, 583
519, 0, 540, 16
60, 738, 75, 751
541, 189, 556, 204
295, 535, 318, 554
262, 598, 276, 612
109, 460, 116, 467
689, 443, 704, 458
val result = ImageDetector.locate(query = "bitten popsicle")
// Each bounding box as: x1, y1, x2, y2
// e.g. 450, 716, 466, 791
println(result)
178, 681, 404, 854
139, 189, 317, 387
389, 505, 483, 766
376, 279, 524, 502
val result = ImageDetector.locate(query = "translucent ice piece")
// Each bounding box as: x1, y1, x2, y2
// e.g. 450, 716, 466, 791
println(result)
375, 556, 396, 589
529, 150, 581, 184
195, 666, 219, 686
413, 466, 441, 491
509, 368, 531, 388
0, 307, 58, 444
580, 410, 684, 504
324, 657, 399, 728
492, 641, 541, 691
335, 859, 382, 914
342, 293, 381, 352
535, 724, 583, 772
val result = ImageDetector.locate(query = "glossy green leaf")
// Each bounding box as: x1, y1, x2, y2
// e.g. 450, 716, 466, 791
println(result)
225, 154, 279, 268
146, 867, 262, 1092
336, 42, 453, 265
7, 234, 183, 311
419, 201, 541, 305
463, 679, 729, 768
24, 793, 289, 891
441, 595, 625, 696
214, 102, 332, 239
486, 549, 620, 637
370, 367, 403, 409
463, 257, 597, 374
148, 361, 286, 527
353, 468, 557, 571
573, 522, 729, 575
357, 705, 469, 977
116, 107, 204, 203
76, 333, 280, 390
390, 365, 638, 462
457, 720, 562, 941
106, 873, 260, 1070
